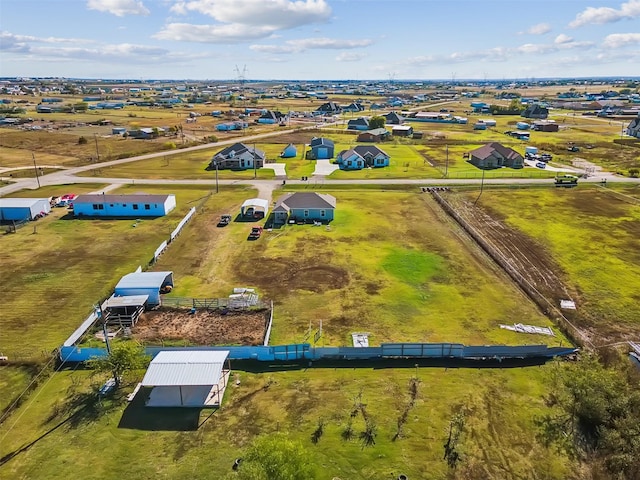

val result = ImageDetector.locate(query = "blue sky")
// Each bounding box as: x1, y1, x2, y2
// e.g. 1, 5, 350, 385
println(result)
1, 0, 639, 80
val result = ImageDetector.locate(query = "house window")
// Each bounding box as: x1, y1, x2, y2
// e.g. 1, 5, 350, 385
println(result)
304, 210, 309, 217
93, 204, 99, 210
144, 204, 150, 210
110, 204, 114, 207
320, 210, 325, 217
122, 204, 126, 207
133, 204, 139, 210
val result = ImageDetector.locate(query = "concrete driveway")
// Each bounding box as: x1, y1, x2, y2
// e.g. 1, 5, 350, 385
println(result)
313, 159, 339, 176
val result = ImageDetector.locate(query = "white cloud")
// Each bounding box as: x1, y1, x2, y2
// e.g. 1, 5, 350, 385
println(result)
250, 37, 372, 54
524, 23, 551, 35
336, 52, 365, 62
603, 32, 640, 48
168, 0, 331, 28
554, 34, 573, 44
569, 0, 640, 27
155, 23, 274, 42
157, 1, 332, 43
87, 0, 150, 16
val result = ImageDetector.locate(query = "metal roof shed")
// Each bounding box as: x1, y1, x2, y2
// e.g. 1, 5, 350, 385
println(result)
141, 350, 230, 407
114, 271, 173, 306
240, 198, 269, 218
0, 198, 51, 222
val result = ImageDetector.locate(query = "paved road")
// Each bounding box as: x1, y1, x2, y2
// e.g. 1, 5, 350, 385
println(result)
1, 122, 638, 198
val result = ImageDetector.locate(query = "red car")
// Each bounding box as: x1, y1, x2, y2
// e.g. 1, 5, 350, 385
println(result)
248, 226, 263, 240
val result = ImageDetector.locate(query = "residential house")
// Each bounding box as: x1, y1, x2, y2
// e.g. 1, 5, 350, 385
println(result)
336, 145, 390, 170
384, 111, 404, 125
626, 116, 640, 138
272, 192, 336, 224
208, 143, 265, 170
467, 142, 524, 169
307, 137, 335, 159
341, 102, 364, 113
127, 127, 162, 139
258, 110, 285, 124
315, 102, 341, 115
357, 128, 391, 142
521, 104, 549, 119
347, 117, 370, 131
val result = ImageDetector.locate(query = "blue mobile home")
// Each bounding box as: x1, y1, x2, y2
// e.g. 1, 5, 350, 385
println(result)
72, 194, 176, 217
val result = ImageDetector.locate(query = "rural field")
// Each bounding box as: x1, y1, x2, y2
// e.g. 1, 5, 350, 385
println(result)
0, 186, 579, 480
1, 83, 639, 479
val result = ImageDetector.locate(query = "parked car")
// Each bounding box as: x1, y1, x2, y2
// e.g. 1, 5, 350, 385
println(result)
535, 162, 546, 169
248, 226, 263, 240
217, 214, 232, 227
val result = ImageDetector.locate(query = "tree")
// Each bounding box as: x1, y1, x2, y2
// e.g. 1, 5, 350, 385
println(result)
536, 354, 640, 479
368, 115, 386, 130
87, 342, 150, 388
228, 433, 316, 480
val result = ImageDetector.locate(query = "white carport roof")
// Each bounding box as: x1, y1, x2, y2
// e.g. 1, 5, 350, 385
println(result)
105, 294, 149, 308
141, 350, 229, 387
115, 271, 173, 290
241, 198, 269, 212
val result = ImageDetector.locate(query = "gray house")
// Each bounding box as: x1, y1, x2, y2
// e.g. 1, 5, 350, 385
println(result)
272, 192, 336, 224
626, 116, 640, 138
208, 142, 265, 170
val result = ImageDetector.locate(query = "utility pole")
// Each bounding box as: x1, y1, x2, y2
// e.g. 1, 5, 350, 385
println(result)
474, 168, 486, 206
445, 144, 449, 178
93, 133, 100, 162
215, 162, 219, 194
253, 143, 257, 179
96, 303, 111, 354
32, 152, 41, 189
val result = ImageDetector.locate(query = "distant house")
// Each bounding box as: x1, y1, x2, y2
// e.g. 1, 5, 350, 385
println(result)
315, 102, 341, 115
341, 102, 364, 113
208, 142, 265, 170
72, 194, 177, 217
357, 128, 390, 142
216, 121, 247, 131
384, 111, 404, 125
521, 104, 549, 119
307, 137, 335, 159
625, 116, 640, 138
272, 192, 336, 224
347, 117, 370, 131
0, 198, 51, 222
279, 143, 297, 158
127, 127, 161, 139
532, 120, 559, 132
336, 145, 390, 170
257, 110, 285, 124
467, 142, 524, 169
392, 125, 413, 137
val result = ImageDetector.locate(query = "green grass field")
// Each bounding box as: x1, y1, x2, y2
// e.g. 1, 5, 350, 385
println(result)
461, 185, 640, 341
0, 184, 257, 359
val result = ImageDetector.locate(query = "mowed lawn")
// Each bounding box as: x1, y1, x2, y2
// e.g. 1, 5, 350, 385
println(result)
462, 185, 640, 340
0, 184, 257, 359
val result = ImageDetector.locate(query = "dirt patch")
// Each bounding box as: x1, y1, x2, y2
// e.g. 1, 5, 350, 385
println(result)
235, 257, 350, 298
132, 307, 269, 346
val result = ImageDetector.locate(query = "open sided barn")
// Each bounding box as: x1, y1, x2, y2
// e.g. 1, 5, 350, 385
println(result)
114, 271, 174, 307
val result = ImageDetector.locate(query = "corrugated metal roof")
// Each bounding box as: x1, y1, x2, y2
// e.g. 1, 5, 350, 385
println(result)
105, 294, 149, 307
115, 271, 173, 290
0, 198, 49, 208
141, 350, 229, 386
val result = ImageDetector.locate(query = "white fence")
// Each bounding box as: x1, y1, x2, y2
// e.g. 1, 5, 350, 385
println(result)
170, 207, 196, 241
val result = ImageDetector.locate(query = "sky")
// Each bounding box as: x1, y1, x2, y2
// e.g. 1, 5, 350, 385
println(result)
1, 0, 639, 81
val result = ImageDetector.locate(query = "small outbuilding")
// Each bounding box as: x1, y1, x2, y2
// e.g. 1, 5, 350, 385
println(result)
103, 294, 148, 327
0, 198, 51, 222
73, 194, 176, 217
279, 143, 297, 158
114, 271, 174, 307
357, 128, 390, 142
307, 137, 335, 159
240, 198, 269, 219
532, 120, 559, 132
141, 350, 231, 408
391, 125, 413, 137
